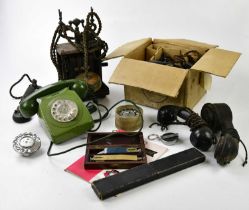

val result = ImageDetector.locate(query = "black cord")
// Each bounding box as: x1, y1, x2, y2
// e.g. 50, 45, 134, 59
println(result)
185, 112, 207, 131
239, 139, 248, 167
92, 103, 109, 123
149, 121, 185, 131
47, 132, 119, 156
9, 74, 33, 99
149, 122, 161, 128
95, 104, 109, 118
89, 101, 102, 132
47, 99, 144, 156
86, 102, 109, 123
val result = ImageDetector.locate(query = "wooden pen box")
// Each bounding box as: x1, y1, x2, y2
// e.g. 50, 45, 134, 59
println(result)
84, 132, 147, 169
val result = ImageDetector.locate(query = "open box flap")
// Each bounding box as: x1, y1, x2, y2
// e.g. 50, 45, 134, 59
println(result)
153, 39, 218, 50
109, 58, 188, 97
191, 48, 241, 77
105, 38, 152, 60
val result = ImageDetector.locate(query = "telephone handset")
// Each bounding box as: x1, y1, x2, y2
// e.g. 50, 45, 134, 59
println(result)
20, 79, 88, 118
19, 79, 94, 144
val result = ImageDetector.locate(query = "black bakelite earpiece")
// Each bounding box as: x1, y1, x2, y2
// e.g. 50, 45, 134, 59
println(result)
177, 107, 214, 151
190, 126, 214, 151
157, 105, 178, 127
201, 103, 247, 166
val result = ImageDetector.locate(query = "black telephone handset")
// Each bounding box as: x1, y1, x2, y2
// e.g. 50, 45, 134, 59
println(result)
154, 105, 214, 151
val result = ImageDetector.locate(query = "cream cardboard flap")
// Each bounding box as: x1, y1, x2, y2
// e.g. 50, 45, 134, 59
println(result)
192, 48, 241, 77
109, 58, 188, 97
105, 38, 152, 60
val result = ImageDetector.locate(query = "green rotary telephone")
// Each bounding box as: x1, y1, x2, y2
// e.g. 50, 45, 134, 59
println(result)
19, 79, 94, 144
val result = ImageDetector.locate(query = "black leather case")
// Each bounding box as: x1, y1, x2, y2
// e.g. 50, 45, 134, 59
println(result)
91, 148, 205, 200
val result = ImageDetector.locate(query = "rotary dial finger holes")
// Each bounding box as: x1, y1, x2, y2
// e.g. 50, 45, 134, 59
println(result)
51, 99, 78, 122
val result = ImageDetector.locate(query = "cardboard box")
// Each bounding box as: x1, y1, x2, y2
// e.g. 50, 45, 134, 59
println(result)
107, 38, 240, 109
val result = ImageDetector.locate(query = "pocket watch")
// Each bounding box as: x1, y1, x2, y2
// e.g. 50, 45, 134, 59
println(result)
13, 132, 41, 156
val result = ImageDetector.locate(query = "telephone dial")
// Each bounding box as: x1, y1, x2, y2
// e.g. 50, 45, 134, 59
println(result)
19, 79, 94, 144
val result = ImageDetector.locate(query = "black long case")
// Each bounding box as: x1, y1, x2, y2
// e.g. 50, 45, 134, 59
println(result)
91, 148, 205, 200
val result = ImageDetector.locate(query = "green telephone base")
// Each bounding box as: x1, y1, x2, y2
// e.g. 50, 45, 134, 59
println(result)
38, 88, 94, 144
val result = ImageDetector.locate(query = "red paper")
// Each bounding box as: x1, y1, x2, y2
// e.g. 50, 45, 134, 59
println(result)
65, 156, 102, 182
